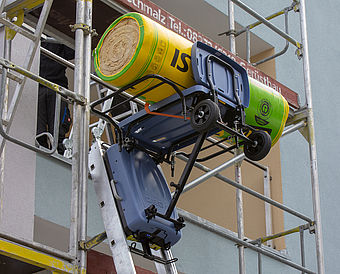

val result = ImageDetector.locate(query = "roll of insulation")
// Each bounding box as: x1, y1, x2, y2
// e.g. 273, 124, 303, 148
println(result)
217, 78, 289, 146
94, 12, 195, 103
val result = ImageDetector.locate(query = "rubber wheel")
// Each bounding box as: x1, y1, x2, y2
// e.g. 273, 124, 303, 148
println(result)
190, 99, 220, 132
244, 130, 272, 161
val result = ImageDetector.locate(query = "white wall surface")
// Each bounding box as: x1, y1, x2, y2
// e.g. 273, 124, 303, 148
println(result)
206, 0, 340, 273
0, 28, 39, 240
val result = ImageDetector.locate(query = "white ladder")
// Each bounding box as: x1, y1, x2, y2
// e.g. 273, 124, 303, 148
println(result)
92, 83, 139, 139
63, 82, 139, 157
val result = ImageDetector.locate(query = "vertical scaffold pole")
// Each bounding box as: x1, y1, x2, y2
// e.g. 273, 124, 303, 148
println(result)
0, 37, 11, 223
79, 0, 92, 271
228, 1, 245, 273
298, 1, 325, 273
228, 0, 236, 54
264, 168, 273, 248
69, 1, 86, 272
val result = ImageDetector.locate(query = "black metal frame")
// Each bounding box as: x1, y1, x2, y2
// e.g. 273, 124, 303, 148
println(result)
165, 131, 208, 217
175, 141, 244, 163
90, 74, 187, 148
90, 54, 261, 261
90, 69, 256, 214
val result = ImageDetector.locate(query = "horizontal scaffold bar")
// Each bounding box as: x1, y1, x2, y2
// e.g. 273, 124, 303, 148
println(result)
178, 209, 315, 274
229, 0, 302, 49
0, 57, 86, 105
250, 223, 311, 244
40, 46, 145, 107
176, 153, 313, 223
0, 238, 76, 273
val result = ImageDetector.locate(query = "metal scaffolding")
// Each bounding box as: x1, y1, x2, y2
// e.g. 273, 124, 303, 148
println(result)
0, 0, 324, 273
0, 0, 90, 272
217, 0, 324, 273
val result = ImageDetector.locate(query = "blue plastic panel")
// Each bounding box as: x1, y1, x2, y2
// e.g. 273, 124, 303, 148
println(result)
191, 41, 250, 108
106, 144, 181, 247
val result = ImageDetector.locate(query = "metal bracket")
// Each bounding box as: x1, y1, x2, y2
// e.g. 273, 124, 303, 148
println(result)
235, 238, 251, 248
62, 138, 73, 158
293, 0, 300, 12
91, 126, 103, 140
79, 232, 108, 251
218, 29, 237, 37
0, 67, 23, 83
308, 222, 316, 234
109, 179, 123, 201
296, 47, 303, 59
285, 107, 308, 126
69, 23, 98, 36
129, 243, 178, 265
284, 108, 309, 140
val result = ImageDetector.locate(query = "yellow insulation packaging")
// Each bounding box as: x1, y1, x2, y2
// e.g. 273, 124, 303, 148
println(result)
94, 12, 195, 103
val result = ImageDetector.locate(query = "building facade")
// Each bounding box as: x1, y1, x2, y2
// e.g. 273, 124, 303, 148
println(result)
0, 0, 336, 273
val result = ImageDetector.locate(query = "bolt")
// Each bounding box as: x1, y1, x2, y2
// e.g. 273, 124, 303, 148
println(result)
198, 110, 205, 119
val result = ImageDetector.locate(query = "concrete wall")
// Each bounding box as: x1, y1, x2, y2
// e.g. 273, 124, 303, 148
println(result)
34, 154, 105, 240
0, 28, 39, 240
151, 0, 272, 59
172, 212, 294, 274
205, 0, 340, 273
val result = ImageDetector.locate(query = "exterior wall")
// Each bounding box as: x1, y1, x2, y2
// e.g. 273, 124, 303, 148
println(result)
0, 28, 39, 240
172, 211, 293, 274
250, 49, 285, 251
145, 0, 273, 58
205, 0, 340, 273
34, 154, 105, 239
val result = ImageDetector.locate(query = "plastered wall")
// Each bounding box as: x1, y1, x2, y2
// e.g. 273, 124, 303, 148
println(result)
0, 28, 39, 240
